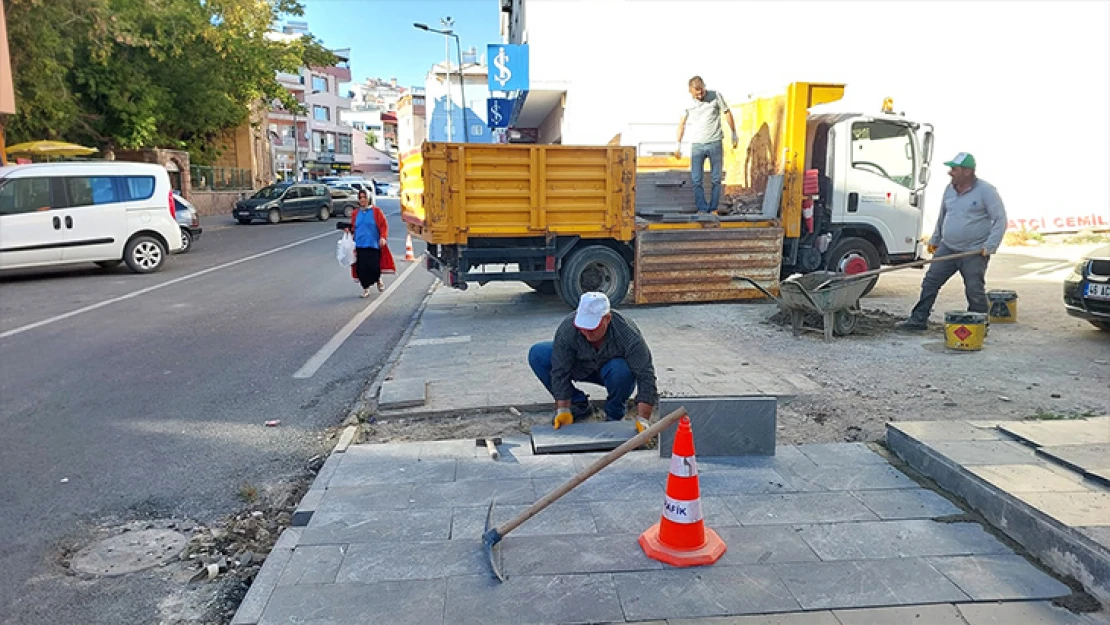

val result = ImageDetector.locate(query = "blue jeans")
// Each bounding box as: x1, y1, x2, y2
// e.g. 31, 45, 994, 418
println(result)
909, 243, 991, 322
691, 141, 724, 212
528, 341, 636, 421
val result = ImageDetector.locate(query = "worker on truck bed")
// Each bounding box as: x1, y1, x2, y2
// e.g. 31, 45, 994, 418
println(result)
897, 153, 1007, 331
528, 292, 658, 429
675, 76, 739, 214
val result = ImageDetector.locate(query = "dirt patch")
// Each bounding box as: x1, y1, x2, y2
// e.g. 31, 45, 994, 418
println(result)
360, 410, 552, 444
765, 307, 944, 337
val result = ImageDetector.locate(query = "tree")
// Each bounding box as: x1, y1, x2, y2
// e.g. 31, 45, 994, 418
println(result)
365, 132, 378, 148
3, 0, 335, 163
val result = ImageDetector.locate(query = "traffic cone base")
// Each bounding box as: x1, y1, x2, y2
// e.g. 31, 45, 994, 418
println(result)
403, 234, 416, 261
639, 522, 726, 567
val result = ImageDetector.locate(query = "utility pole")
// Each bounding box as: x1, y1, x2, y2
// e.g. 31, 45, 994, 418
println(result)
441, 16, 454, 142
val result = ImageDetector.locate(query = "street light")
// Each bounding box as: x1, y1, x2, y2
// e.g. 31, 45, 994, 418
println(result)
414, 20, 470, 143
292, 88, 323, 181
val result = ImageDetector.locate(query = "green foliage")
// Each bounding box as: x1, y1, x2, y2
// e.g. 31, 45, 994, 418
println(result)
365, 132, 377, 147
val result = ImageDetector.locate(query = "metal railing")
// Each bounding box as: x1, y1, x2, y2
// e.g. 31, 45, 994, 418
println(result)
190, 165, 253, 191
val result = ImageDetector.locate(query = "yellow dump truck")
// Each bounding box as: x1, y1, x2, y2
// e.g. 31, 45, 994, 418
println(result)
401, 82, 935, 308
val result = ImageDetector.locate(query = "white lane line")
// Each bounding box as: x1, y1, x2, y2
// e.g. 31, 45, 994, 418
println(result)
0, 231, 336, 340
293, 258, 423, 379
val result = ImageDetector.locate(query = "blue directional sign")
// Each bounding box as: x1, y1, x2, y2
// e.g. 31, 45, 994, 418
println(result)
487, 98, 512, 129
487, 44, 529, 92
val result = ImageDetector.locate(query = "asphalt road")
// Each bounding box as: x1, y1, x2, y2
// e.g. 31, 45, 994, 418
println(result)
0, 199, 435, 625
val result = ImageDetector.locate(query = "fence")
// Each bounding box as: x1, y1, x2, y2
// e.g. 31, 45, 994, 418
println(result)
190, 165, 253, 191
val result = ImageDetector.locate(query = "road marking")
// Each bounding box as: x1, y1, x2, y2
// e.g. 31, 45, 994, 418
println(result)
407, 335, 471, 347
0, 231, 336, 340
293, 259, 423, 379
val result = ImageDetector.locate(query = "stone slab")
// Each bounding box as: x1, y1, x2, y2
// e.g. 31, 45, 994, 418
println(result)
450, 503, 597, 539
712, 525, 821, 566
832, 604, 968, 625
325, 457, 457, 487
851, 488, 963, 520
534, 473, 664, 502
998, 417, 1110, 448
725, 492, 880, 526
774, 559, 970, 610
967, 464, 1092, 493
276, 545, 345, 586
501, 533, 664, 576
794, 520, 1012, 561
531, 420, 639, 454
231, 528, 300, 625
613, 566, 801, 621
418, 439, 481, 459
312, 484, 415, 514
257, 579, 445, 625
929, 440, 1040, 466
290, 488, 325, 527
795, 443, 889, 466
1089, 468, 1110, 488
1078, 526, 1110, 550
957, 601, 1105, 625
927, 554, 1071, 601
695, 467, 797, 496
341, 442, 422, 461
1037, 444, 1110, 477
337, 540, 487, 583
589, 496, 738, 534
892, 421, 1006, 442
1012, 491, 1110, 527
658, 396, 777, 457
455, 454, 578, 482
670, 613, 841, 625
300, 506, 453, 544
409, 478, 537, 507
443, 573, 624, 625
377, 378, 427, 410
779, 463, 919, 492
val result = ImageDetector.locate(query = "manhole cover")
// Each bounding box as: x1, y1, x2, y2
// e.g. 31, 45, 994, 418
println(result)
71, 529, 187, 577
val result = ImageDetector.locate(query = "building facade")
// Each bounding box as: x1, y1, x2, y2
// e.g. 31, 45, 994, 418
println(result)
424, 62, 495, 144
396, 90, 427, 156
0, 1, 14, 165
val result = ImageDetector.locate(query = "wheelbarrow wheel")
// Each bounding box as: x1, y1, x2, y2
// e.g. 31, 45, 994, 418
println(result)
833, 309, 859, 336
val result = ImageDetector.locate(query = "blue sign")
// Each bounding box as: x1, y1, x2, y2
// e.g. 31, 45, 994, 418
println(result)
487, 98, 512, 129
487, 44, 529, 92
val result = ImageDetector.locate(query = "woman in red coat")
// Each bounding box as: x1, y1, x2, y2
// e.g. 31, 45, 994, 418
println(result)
345, 190, 397, 298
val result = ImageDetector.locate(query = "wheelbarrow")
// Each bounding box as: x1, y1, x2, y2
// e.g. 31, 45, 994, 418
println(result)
733, 272, 869, 340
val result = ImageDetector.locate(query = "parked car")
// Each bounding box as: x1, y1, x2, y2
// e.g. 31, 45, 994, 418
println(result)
330, 185, 360, 218
173, 193, 203, 253
234, 183, 332, 224
324, 178, 377, 204
1064, 244, 1110, 331
390, 159, 399, 173
0, 161, 183, 273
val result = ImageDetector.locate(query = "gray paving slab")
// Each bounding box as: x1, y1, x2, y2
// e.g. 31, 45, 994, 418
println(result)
1090, 468, 1110, 488
613, 566, 801, 621
780, 463, 919, 492
341, 441, 422, 460
669, 612, 840, 625
832, 604, 968, 625
1038, 444, 1110, 476
695, 467, 797, 496
531, 420, 639, 454
794, 520, 1013, 560
418, 439, 481, 459
795, 443, 889, 467
891, 421, 1006, 442
231, 528, 300, 625
256, 579, 445, 625
495, 435, 535, 458
957, 601, 1106, 624
407, 478, 538, 507
313, 484, 416, 514
337, 539, 487, 583
998, 417, 1110, 447
851, 488, 963, 520
927, 554, 1071, 601
967, 464, 1093, 493
724, 492, 880, 526
377, 378, 427, 410
534, 473, 665, 502
774, 558, 970, 610
658, 396, 776, 457
326, 457, 457, 487
572, 449, 670, 473
455, 454, 578, 481
444, 573, 624, 625
929, 439, 1040, 465
590, 496, 739, 534
291, 488, 325, 527
500, 533, 664, 576
1012, 491, 1110, 527
713, 525, 821, 566
311, 453, 346, 490
276, 545, 346, 586
450, 503, 598, 539
299, 506, 453, 544
1079, 526, 1110, 550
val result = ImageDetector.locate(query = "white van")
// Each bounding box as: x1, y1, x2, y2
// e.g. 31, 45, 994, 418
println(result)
0, 162, 183, 273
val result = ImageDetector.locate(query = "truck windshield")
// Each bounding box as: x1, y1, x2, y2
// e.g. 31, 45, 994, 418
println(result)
850, 122, 915, 189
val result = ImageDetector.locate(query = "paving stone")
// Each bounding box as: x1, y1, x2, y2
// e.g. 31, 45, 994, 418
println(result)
311, 453, 346, 489
795, 520, 1012, 561
1078, 526, 1110, 550
658, 396, 776, 457
713, 525, 820, 565
775, 559, 969, 610
670, 612, 840, 625
1013, 491, 1110, 527
455, 454, 578, 481
695, 467, 797, 496
929, 440, 1039, 465
927, 554, 1071, 601
795, 443, 889, 466
314, 484, 416, 514
1089, 468, 1110, 488
531, 421, 639, 454
967, 464, 1093, 493
892, 421, 1005, 442
300, 506, 453, 544
1037, 444, 1110, 476
257, 579, 445, 625
832, 604, 967, 625
337, 539, 487, 583
231, 528, 299, 625
326, 457, 457, 487
291, 488, 325, 527
276, 545, 345, 586
573, 449, 670, 474
613, 566, 801, 621
999, 417, 1110, 447
409, 478, 537, 508
534, 473, 664, 502
724, 492, 879, 525
780, 463, 919, 492
444, 573, 624, 625
418, 439, 480, 459
378, 378, 427, 409
501, 533, 664, 576
851, 488, 963, 520
341, 441, 422, 460
957, 600, 1105, 624
496, 436, 534, 458
590, 496, 739, 534
450, 503, 597, 539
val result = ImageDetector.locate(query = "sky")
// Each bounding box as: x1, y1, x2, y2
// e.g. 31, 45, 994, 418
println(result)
294, 0, 503, 90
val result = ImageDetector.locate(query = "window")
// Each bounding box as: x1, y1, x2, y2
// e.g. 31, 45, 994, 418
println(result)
337, 134, 352, 155
122, 176, 155, 201
312, 75, 328, 93
65, 177, 117, 206
325, 133, 336, 152
313, 131, 326, 152
313, 185, 327, 197
850, 122, 915, 189
313, 105, 330, 121
0, 177, 52, 215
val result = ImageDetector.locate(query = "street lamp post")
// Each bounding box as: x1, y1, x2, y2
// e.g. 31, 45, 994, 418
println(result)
292, 88, 323, 181
414, 20, 470, 143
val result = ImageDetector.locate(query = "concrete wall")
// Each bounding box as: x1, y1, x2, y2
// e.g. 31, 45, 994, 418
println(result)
190, 191, 249, 217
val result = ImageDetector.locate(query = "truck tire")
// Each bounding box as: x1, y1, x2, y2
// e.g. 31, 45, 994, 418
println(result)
525, 281, 557, 296
559, 245, 630, 308
825, 237, 881, 297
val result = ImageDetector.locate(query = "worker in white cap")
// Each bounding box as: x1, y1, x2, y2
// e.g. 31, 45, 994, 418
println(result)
528, 292, 659, 429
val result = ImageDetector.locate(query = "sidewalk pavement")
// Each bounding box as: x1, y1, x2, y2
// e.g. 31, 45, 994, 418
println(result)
231, 438, 1107, 625
378, 282, 819, 417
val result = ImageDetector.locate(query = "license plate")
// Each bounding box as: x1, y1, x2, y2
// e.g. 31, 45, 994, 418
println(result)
1086, 283, 1110, 300
237, 211, 250, 217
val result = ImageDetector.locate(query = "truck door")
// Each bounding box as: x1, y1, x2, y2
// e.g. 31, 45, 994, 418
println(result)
841, 120, 924, 257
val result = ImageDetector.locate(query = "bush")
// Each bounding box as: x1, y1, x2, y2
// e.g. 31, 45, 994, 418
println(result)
1002, 228, 1045, 246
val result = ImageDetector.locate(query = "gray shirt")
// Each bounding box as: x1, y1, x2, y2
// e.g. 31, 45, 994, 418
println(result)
930, 179, 1007, 253
550, 310, 658, 406
683, 91, 730, 144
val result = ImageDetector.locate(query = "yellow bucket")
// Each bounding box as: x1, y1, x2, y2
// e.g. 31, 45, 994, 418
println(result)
945, 311, 987, 351
987, 289, 1018, 323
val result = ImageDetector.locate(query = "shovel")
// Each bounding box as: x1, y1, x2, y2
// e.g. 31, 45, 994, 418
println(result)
812, 249, 983, 291
481, 406, 688, 582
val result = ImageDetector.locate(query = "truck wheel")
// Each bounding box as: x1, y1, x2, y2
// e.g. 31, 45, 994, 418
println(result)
525, 281, 557, 296
559, 245, 630, 308
826, 237, 881, 297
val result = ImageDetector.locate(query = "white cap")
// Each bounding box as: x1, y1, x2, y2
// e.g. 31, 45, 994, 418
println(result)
574, 292, 611, 330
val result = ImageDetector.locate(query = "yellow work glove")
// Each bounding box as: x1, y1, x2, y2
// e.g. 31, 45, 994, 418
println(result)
553, 408, 574, 430
927, 244, 937, 255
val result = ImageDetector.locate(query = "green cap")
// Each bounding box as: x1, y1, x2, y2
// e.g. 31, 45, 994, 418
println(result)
944, 152, 976, 169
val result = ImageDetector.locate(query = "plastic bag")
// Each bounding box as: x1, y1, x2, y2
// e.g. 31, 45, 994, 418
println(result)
336, 232, 356, 267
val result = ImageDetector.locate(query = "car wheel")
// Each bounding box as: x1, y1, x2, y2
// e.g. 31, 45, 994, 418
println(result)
344, 206, 353, 219
1091, 320, 1110, 332
268, 209, 281, 224
318, 206, 331, 221
558, 245, 631, 308
237, 218, 252, 225
124, 235, 167, 274
825, 237, 882, 297
95, 260, 122, 270
179, 228, 193, 253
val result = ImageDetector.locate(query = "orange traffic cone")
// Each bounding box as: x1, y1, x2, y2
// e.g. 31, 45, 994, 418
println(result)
639, 415, 726, 566
404, 234, 416, 262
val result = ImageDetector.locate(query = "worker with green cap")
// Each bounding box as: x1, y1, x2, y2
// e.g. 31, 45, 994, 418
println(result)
897, 152, 1008, 331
